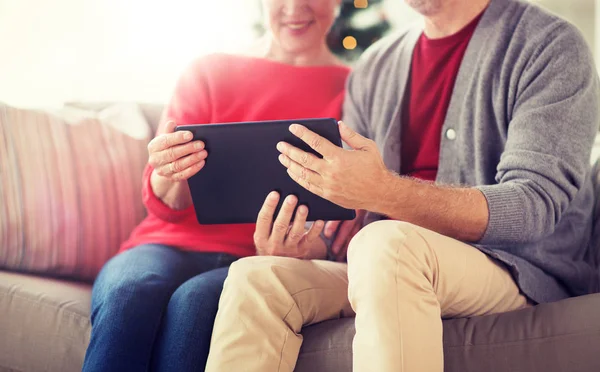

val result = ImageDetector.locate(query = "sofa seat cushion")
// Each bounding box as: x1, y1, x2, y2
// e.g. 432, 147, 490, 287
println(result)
442, 294, 600, 372
2, 270, 599, 372
0, 271, 91, 372
296, 294, 600, 372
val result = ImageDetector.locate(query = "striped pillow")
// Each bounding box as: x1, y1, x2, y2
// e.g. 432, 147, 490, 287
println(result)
0, 103, 151, 281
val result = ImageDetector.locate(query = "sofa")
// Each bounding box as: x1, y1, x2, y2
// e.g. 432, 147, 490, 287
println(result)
1, 102, 600, 372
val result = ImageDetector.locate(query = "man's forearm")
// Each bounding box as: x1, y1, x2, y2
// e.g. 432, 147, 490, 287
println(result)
372, 172, 489, 242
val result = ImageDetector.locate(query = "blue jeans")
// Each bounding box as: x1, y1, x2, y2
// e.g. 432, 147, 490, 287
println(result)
82, 244, 237, 372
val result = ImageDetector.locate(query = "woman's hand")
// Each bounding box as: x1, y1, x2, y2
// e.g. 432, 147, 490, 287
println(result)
254, 192, 326, 260
324, 210, 367, 262
147, 121, 207, 210
148, 121, 207, 182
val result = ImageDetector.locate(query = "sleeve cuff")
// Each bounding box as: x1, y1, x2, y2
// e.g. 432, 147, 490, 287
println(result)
305, 221, 336, 261
475, 184, 526, 245
142, 166, 195, 223
320, 230, 337, 261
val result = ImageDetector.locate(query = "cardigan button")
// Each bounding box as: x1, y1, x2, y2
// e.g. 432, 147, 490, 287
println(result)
445, 128, 457, 140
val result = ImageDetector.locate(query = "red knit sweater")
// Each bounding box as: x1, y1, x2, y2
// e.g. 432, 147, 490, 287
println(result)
120, 54, 350, 258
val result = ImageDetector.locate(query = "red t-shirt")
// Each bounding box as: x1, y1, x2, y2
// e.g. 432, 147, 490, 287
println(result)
120, 54, 350, 257
401, 14, 483, 181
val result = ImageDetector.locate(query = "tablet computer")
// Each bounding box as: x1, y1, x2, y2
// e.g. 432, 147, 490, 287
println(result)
175, 118, 356, 225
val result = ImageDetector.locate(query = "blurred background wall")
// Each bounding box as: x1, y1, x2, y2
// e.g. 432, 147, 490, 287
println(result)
0, 0, 596, 108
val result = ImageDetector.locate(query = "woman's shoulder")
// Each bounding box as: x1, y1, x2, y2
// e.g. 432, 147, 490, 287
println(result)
184, 53, 248, 75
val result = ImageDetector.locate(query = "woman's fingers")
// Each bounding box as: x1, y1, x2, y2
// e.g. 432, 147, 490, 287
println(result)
170, 160, 206, 182
270, 195, 298, 243
335, 232, 353, 262
155, 150, 207, 177
147, 120, 205, 170
331, 220, 353, 255
150, 139, 205, 169
286, 205, 309, 246
324, 220, 341, 238
336, 218, 365, 262
148, 129, 192, 154
305, 220, 325, 243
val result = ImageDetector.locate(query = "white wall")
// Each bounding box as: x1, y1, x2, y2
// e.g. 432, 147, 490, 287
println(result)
0, 0, 259, 108
1, 0, 597, 108
597, 0, 600, 74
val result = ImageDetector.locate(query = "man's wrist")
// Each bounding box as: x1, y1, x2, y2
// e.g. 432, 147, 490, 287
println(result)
305, 236, 329, 260
372, 170, 405, 219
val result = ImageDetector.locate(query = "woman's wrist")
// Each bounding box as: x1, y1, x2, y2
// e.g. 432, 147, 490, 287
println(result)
150, 169, 193, 210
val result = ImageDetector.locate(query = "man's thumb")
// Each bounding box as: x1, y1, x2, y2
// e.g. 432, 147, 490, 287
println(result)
339, 121, 370, 150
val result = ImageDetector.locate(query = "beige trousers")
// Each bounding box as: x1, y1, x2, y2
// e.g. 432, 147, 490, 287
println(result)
205, 220, 530, 372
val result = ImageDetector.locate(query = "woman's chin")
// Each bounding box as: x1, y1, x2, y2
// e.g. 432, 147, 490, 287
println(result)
280, 36, 322, 56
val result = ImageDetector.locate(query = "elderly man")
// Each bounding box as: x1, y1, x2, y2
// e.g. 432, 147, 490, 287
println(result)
205, 0, 600, 371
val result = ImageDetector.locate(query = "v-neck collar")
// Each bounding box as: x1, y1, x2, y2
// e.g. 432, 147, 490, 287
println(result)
379, 0, 507, 176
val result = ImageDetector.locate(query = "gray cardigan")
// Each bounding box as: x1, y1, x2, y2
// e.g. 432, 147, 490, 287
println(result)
342, 0, 600, 304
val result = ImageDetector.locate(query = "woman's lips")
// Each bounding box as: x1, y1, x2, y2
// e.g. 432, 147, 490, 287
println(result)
283, 21, 315, 34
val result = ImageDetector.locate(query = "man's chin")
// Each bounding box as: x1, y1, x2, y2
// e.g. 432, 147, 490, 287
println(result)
404, 0, 442, 17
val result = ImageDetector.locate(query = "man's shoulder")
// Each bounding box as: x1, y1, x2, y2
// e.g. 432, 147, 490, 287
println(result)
349, 23, 421, 83
494, 0, 593, 82
510, 0, 572, 27
500, 0, 587, 53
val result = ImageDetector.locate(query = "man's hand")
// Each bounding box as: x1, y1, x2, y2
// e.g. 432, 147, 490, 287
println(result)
276, 121, 392, 211
325, 210, 367, 261
254, 191, 327, 260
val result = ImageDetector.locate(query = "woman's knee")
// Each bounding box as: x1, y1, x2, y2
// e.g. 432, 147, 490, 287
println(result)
169, 268, 229, 309
92, 247, 182, 311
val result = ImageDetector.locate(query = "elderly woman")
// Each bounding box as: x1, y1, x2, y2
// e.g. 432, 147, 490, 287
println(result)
82, 0, 347, 371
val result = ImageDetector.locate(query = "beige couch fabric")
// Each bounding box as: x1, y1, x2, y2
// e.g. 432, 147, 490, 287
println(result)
0, 271, 91, 372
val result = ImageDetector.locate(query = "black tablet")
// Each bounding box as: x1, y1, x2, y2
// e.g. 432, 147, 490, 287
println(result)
175, 118, 356, 225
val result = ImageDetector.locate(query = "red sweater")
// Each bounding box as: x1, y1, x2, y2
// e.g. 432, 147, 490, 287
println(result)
401, 13, 482, 181
120, 54, 350, 257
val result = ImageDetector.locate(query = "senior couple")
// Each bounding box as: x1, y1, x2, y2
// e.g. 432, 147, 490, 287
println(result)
83, 0, 600, 371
